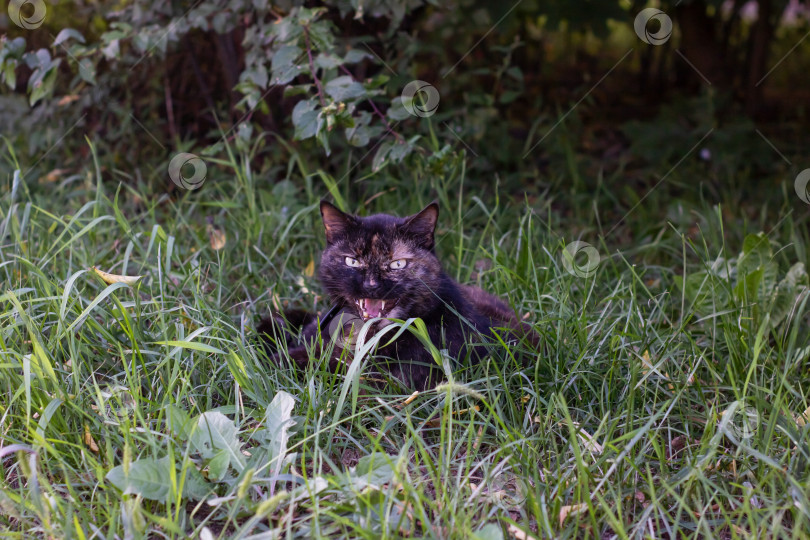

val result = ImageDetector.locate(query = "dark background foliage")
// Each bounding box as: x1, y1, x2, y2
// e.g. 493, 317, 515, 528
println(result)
2, 0, 808, 215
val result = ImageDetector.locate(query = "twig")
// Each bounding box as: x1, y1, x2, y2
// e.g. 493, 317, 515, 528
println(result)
304, 26, 327, 107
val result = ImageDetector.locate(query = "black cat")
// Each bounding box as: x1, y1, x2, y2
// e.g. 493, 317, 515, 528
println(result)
258, 200, 535, 389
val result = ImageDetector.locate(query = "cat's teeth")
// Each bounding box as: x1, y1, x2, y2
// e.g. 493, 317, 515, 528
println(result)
381, 300, 386, 311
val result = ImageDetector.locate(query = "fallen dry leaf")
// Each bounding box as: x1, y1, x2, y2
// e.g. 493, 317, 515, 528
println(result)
83, 424, 99, 453
559, 503, 587, 526
57, 94, 80, 106
508, 523, 538, 540
640, 349, 652, 374
207, 223, 227, 251
92, 266, 143, 286
42, 168, 69, 183
304, 258, 315, 277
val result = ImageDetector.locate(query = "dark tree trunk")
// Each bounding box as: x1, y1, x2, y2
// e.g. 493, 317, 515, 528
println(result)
674, 2, 725, 90
745, 0, 775, 116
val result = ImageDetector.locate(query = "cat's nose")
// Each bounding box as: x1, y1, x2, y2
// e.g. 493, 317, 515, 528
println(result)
364, 275, 378, 288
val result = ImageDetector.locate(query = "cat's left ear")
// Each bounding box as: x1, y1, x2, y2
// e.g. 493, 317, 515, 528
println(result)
402, 201, 439, 249
320, 200, 354, 244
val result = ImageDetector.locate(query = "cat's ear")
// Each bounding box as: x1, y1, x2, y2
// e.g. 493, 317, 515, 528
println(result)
402, 201, 439, 249
320, 200, 353, 244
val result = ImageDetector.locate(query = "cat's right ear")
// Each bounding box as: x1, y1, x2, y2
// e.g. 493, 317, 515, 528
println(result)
320, 200, 352, 244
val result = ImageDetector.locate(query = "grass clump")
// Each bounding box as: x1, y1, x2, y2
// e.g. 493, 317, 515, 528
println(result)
1, 142, 809, 539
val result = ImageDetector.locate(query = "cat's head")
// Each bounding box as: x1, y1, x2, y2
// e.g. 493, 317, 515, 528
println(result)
318, 200, 443, 321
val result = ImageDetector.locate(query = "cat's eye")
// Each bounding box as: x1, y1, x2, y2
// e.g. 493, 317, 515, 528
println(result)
345, 256, 362, 268
389, 259, 407, 270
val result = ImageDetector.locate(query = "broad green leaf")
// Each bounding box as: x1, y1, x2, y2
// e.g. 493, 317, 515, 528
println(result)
734, 266, 764, 307
324, 76, 366, 101
254, 391, 296, 475
166, 404, 193, 441
473, 523, 504, 540
343, 49, 372, 64
343, 452, 395, 491
738, 233, 771, 276
315, 53, 343, 69
78, 59, 96, 85
181, 461, 212, 500
53, 29, 86, 46
292, 99, 322, 140
784, 262, 808, 287
372, 141, 394, 172
387, 97, 411, 121
307, 19, 335, 51
189, 412, 245, 472
28, 60, 61, 106
207, 450, 230, 482
3, 61, 17, 89
106, 457, 173, 501
768, 263, 808, 328
296, 7, 327, 25
345, 111, 372, 147
107, 456, 211, 502
759, 261, 779, 299
271, 45, 303, 85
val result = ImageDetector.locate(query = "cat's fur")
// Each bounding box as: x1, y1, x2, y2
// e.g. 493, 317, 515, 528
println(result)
258, 200, 535, 389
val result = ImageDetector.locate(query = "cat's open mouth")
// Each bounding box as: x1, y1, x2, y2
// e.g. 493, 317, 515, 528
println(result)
354, 298, 398, 321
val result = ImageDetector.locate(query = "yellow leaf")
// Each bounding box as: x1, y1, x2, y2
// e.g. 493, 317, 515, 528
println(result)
797, 405, 810, 426
57, 94, 80, 106
207, 224, 227, 251
304, 259, 315, 277
559, 503, 587, 526
92, 266, 143, 286
42, 168, 69, 183
508, 523, 538, 540
84, 425, 99, 453
640, 349, 652, 375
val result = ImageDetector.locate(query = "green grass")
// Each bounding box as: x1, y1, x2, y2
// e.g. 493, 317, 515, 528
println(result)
1, 140, 810, 539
